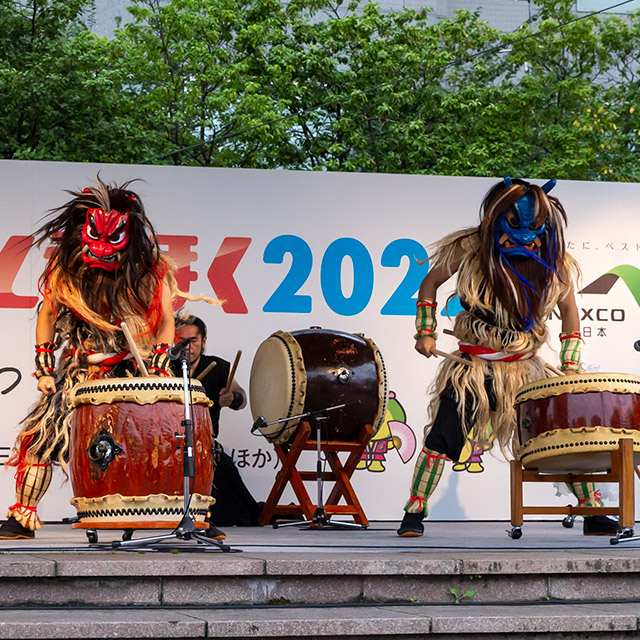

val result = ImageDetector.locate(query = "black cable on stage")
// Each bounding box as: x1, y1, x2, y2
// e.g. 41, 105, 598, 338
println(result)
141, 0, 637, 165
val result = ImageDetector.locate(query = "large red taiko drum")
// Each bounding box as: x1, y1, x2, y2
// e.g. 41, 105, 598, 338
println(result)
69, 377, 215, 529
516, 372, 640, 473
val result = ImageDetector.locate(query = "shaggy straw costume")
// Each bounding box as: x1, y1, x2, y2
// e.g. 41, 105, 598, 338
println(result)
400, 179, 605, 533
1, 179, 210, 535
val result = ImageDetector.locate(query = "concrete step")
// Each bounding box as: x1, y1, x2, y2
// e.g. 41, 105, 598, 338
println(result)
0, 602, 638, 639
1, 550, 640, 607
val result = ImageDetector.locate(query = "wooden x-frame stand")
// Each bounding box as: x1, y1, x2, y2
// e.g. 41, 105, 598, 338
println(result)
509, 437, 636, 540
258, 422, 374, 527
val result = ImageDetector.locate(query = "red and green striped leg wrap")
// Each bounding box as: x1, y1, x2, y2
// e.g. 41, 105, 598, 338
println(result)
414, 298, 438, 340
7, 462, 53, 530
404, 447, 448, 516
566, 482, 603, 508
559, 331, 582, 373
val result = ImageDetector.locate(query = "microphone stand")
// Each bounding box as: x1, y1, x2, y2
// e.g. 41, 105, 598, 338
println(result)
260, 403, 366, 531
112, 344, 232, 552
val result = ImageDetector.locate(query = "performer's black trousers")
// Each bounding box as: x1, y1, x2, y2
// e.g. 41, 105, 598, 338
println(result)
424, 378, 497, 462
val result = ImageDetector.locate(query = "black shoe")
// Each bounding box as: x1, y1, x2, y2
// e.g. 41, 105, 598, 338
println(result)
268, 502, 305, 525
397, 511, 424, 537
250, 502, 265, 527
202, 524, 226, 540
269, 511, 305, 525
583, 515, 620, 536
0, 516, 35, 540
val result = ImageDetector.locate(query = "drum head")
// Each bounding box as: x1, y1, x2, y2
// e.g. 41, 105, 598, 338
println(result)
249, 331, 306, 444
71, 376, 212, 407
516, 372, 640, 404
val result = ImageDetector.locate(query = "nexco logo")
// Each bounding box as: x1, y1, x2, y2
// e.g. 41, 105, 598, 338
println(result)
581, 308, 625, 322
551, 308, 626, 321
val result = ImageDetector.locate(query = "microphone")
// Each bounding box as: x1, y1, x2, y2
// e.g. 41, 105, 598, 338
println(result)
251, 415, 267, 433
167, 337, 191, 360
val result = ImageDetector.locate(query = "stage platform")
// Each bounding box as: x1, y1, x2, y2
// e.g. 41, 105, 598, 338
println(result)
0, 520, 640, 638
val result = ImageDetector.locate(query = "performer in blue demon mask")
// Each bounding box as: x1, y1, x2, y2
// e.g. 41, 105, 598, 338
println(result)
396, 176, 618, 539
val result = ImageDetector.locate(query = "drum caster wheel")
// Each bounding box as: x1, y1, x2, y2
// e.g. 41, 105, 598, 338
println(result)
610, 528, 635, 545
86, 529, 98, 544
122, 529, 134, 542
508, 526, 522, 539
562, 515, 576, 529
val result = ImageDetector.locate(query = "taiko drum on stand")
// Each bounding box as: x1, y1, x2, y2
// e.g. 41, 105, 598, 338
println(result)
68, 377, 215, 536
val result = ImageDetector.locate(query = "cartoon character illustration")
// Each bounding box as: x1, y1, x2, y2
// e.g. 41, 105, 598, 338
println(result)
452, 423, 494, 473
358, 391, 416, 472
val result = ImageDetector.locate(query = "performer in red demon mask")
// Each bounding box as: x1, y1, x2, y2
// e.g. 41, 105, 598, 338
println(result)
0, 178, 179, 539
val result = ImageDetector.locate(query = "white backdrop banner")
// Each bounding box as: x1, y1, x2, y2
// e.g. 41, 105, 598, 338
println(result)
1, 159, 639, 523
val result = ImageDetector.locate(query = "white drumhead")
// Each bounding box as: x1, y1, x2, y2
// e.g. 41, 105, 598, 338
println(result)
249, 331, 307, 444
71, 377, 211, 407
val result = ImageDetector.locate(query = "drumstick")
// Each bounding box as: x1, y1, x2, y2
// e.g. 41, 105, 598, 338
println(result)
432, 349, 470, 366
444, 329, 565, 376
120, 321, 149, 377
418, 328, 469, 365
196, 360, 217, 381
544, 362, 566, 377
224, 350, 242, 393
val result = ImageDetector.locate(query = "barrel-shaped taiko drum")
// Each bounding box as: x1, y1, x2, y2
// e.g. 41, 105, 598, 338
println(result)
516, 372, 640, 473
69, 377, 215, 528
249, 328, 388, 445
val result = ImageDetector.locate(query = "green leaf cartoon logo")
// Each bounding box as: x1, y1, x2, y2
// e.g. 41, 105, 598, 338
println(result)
580, 265, 640, 306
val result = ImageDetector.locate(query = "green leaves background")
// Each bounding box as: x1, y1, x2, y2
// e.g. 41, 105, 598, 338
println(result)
2, 0, 640, 179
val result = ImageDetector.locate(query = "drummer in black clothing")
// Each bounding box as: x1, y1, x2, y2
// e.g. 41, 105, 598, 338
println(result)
172, 314, 262, 540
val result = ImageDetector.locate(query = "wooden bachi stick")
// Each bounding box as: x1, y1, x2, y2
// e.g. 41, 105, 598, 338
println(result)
196, 360, 217, 381
419, 328, 469, 365
224, 350, 242, 393
120, 320, 149, 377
444, 328, 563, 376
432, 349, 470, 366
544, 362, 566, 377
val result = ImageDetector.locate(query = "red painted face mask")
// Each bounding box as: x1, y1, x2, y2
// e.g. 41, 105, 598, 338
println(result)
81, 208, 130, 271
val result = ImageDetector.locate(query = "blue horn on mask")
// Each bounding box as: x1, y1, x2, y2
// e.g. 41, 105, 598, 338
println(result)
541, 178, 556, 194
503, 175, 556, 194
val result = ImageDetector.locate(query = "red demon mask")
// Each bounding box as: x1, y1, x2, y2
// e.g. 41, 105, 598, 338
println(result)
81, 207, 130, 271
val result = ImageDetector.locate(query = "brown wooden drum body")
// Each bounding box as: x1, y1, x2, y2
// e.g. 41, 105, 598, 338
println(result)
516, 373, 640, 472
249, 328, 388, 444
69, 377, 215, 528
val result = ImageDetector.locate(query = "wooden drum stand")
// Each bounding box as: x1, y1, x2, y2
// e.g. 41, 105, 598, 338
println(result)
509, 438, 636, 543
258, 421, 374, 528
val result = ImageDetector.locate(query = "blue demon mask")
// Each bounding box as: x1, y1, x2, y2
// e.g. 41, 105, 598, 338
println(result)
495, 176, 556, 258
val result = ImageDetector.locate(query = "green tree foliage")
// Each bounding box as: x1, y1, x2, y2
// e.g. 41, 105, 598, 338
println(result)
111, 0, 302, 167
0, 0, 140, 161
1, 0, 639, 179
